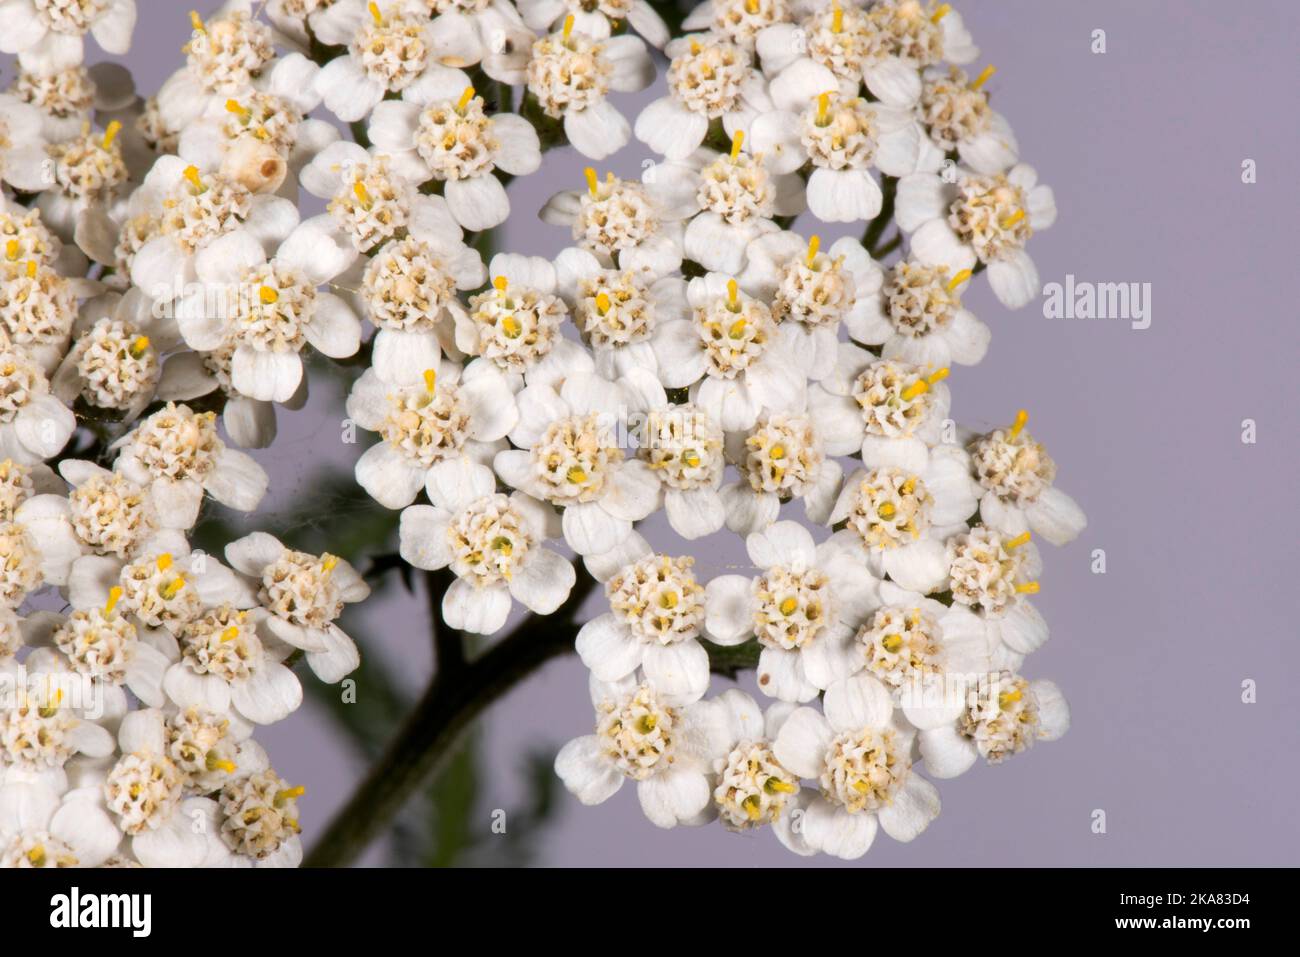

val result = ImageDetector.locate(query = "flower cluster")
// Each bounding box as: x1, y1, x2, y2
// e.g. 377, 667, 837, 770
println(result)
0, 0, 1083, 867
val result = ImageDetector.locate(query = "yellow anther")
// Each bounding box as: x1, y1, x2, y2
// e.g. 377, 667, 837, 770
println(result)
971, 64, 997, 91
182, 165, 205, 192
778, 597, 798, 616
745, 0, 760, 12
806, 234, 820, 265
226, 98, 250, 120
353, 180, 371, 208
770, 444, 786, 460
207, 754, 237, 773
636, 714, 657, 734
682, 449, 700, 468
900, 367, 949, 400
501, 314, 522, 338
457, 86, 476, 111
730, 129, 744, 160
156, 553, 173, 572
1009, 408, 1028, 437
129, 336, 150, 357
831, 1, 843, 33
583, 166, 598, 195
25, 260, 36, 278
101, 120, 122, 150
689, 39, 701, 55
816, 91, 831, 126
4, 240, 17, 260
881, 633, 904, 654
259, 285, 279, 304
852, 778, 871, 793
595, 292, 611, 314
423, 368, 437, 394
659, 590, 679, 610
321, 554, 339, 573
1004, 531, 1031, 550
27, 846, 46, 866
998, 688, 1024, 710
726, 277, 739, 309
493, 275, 508, 293
931, 3, 952, 23
566, 466, 588, 484
1016, 581, 1040, 595
877, 501, 896, 519
727, 318, 748, 339
189, 10, 205, 32
1000, 209, 1026, 229
275, 786, 306, 805
765, 777, 796, 795
491, 536, 513, 555
368, 1, 383, 26
946, 268, 972, 292
562, 13, 575, 41
162, 578, 186, 599
743, 795, 762, 820
103, 586, 123, 616
220, 626, 240, 642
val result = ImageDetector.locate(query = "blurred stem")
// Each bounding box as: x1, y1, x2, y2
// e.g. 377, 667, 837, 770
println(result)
862, 175, 898, 255
305, 566, 598, 867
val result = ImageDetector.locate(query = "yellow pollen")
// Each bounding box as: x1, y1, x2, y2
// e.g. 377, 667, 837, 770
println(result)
682, 450, 700, 468
353, 180, 371, 209
1009, 408, 1028, 437
778, 597, 798, 616
162, 578, 186, 599
877, 501, 896, 519
1004, 531, 1031, 550
852, 779, 871, 794
881, 633, 904, 653
207, 754, 237, 773
491, 536, 513, 555
765, 777, 796, 794
189, 10, 205, 32
501, 314, 522, 338
4, 240, 17, 260
423, 368, 437, 394
259, 285, 279, 304
998, 688, 1023, 710
368, 1, 383, 26
727, 318, 748, 339
743, 795, 762, 820
27, 846, 46, 866
659, 590, 679, 610
103, 586, 123, 616
816, 91, 831, 126
806, 234, 820, 265
562, 13, 575, 41
321, 554, 339, 573
493, 275, 508, 293
220, 626, 240, 642
156, 553, 173, 572
946, 268, 972, 291
595, 292, 611, 315
101, 120, 122, 150
730, 129, 744, 160
1016, 581, 1040, 595
931, 3, 952, 23
689, 39, 701, 55
636, 714, 657, 734
726, 277, 739, 310
900, 367, 949, 400
832, 1, 843, 33
583, 166, 598, 196
566, 466, 587, 484
225, 98, 251, 120
25, 260, 36, 278
275, 786, 306, 805
129, 336, 150, 357
182, 165, 205, 193
1000, 209, 1026, 229
457, 86, 476, 112
971, 64, 997, 91
770, 444, 786, 460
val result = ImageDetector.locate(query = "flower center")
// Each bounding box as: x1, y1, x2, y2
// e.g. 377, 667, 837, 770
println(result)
0, 521, 42, 608
821, 726, 909, 813
742, 414, 823, 496
596, 684, 677, 780
260, 551, 344, 629
527, 29, 612, 119
0, 701, 73, 770
574, 171, 660, 256
219, 769, 304, 859
180, 605, 261, 682
576, 271, 654, 347
754, 564, 832, 650
185, 11, 276, 94
714, 741, 798, 829
860, 605, 942, 688
104, 751, 185, 834
166, 707, 238, 789
920, 65, 993, 148
0, 350, 47, 423
235, 263, 317, 352
697, 150, 774, 224
884, 260, 969, 337
960, 673, 1040, 763
638, 405, 723, 491
774, 236, 854, 326
969, 411, 1056, 504
445, 494, 534, 586
0, 459, 35, 523
947, 527, 1034, 615
949, 174, 1031, 263
74, 317, 159, 409
161, 169, 253, 255
352, 5, 429, 90
380, 377, 472, 468
1, 833, 79, 868
694, 280, 774, 378
0, 265, 77, 347
120, 552, 200, 630
531, 413, 623, 505
852, 360, 941, 438
33, 0, 107, 34
14, 66, 95, 118
668, 39, 750, 117
606, 555, 706, 645
466, 276, 565, 372
866, 0, 948, 67
327, 156, 410, 252
846, 467, 933, 550
222, 92, 302, 155
709, 0, 789, 48
53, 599, 137, 684
806, 3, 874, 79
364, 237, 457, 331
802, 93, 879, 170
414, 90, 499, 180
130, 404, 222, 482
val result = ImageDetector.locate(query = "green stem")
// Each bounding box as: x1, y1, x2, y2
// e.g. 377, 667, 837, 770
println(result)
862, 175, 898, 254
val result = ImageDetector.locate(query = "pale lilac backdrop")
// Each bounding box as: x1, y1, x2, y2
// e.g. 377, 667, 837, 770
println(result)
52, 0, 1300, 866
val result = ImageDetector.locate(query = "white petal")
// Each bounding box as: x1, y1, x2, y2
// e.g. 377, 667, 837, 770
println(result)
555, 735, 623, 805
876, 773, 940, 842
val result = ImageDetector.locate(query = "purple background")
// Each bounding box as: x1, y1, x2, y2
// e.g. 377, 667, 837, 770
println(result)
49, 0, 1300, 866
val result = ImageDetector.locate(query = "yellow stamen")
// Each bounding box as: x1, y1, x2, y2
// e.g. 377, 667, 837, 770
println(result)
162, 578, 186, 599
27, 846, 46, 866
931, 3, 952, 23
493, 275, 508, 293
1015, 581, 1040, 595
689, 39, 701, 55
659, 591, 679, 610
832, 1, 843, 33
101, 120, 122, 150
423, 368, 437, 394
806, 234, 820, 267
999, 688, 1023, 710
321, 554, 339, 573
156, 553, 173, 572
900, 367, 949, 400
182, 165, 205, 193
730, 129, 744, 161
971, 64, 997, 91
766, 778, 796, 795
103, 586, 123, 617
207, 754, 237, 773
566, 466, 587, 484
220, 626, 240, 643
816, 91, 831, 126
275, 786, 306, 805
368, 1, 383, 26
1005, 531, 1031, 550
457, 86, 476, 112
583, 166, 598, 196
1000, 209, 1026, 229
501, 315, 521, 338
129, 336, 150, 357
595, 292, 611, 315
562, 13, 575, 41
682, 449, 700, 468
743, 795, 762, 820
189, 10, 205, 32
4, 240, 17, 260
259, 285, 279, 304
726, 277, 739, 310
770, 444, 786, 460
1009, 408, 1028, 438
636, 714, 657, 734
946, 268, 972, 292
491, 536, 513, 556
25, 260, 36, 278
225, 98, 251, 120
881, 633, 903, 654
778, 597, 798, 616
353, 180, 371, 208
877, 502, 896, 519
727, 318, 747, 339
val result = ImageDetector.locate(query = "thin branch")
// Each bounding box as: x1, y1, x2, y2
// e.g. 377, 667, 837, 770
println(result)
862, 175, 898, 255
425, 568, 465, 679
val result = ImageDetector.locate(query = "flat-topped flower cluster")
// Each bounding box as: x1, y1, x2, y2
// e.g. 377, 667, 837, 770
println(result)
0, 0, 1082, 867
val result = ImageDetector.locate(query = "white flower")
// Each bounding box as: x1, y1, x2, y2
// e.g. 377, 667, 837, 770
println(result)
58, 458, 157, 558
739, 231, 883, 381
554, 674, 731, 828
450, 254, 570, 383
916, 63, 1018, 174
0, 93, 52, 193
809, 349, 952, 473
519, 0, 669, 49
541, 167, 693, 279
0, 259, 101, 373
720, 410, 843, 535
113, 402, 269, 527
173, 216, 362, 403
224, 531, 370, 684
750, 73, 922, 223
0, 494, 85, 607
576, 540, 728, 702
705, 521, 881, 702
553, 245, 690, 380
635, 398, 727, 540
347, 360, 518, 509
650, 272, 806, 431
155, 7, 276, 131
0, 344, 77, 463
773, 672, 941, 859
895, 162, 1056, 309
155, 342, 285, 450
399, 458, 576, 636
916, 672, 1069, 779
634, 33, 772, 160
680, 0, 792, 52
0, 780, 120, 867
493, 371, 661, 555
826, 447, 979, 593
942, 523, 1046, 670
967, 408, 1086, 546
0, 0, 136, 76
525, 19, 654, 160
367, 65, 542, 230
